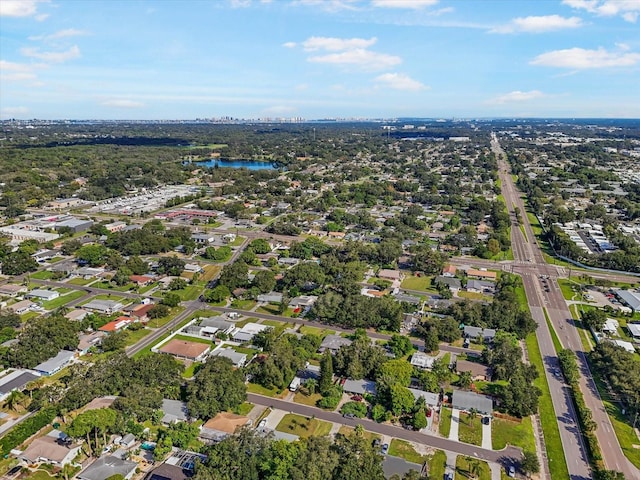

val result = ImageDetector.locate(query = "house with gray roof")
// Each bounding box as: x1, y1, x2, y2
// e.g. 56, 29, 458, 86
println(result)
257, 292, 283, 303
318, 334, 352, 354
407, 388, 439, 407
34, 350, 74, 376
343, 379, 377, 396
78, 455, 138, 480
463, 326, 496, 343
199, 316, 235, 335
434, 275, 462, 291
451, 389, 493, 415
410, 351, 437, 369
83, 299, 124, 315
466, 279, 496, 294
627, 323, 640, 340
0, 370, 38, 401
615, 290, 640, 312
162, 399, 189, 424
212, 347, 248, 367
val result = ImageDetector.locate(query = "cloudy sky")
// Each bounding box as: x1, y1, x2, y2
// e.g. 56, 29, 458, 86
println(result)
1, 0, 639, 119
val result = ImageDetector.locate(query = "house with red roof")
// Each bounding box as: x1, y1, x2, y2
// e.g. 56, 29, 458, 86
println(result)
129, 275, 154, 286
99, 317, 132, 333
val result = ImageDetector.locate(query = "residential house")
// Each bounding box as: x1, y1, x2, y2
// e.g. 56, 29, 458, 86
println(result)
278, 257, 299, 267
129, 275, 154, 287
288, 364, 321, 391
183, 263, 203, 273
407, 388, 439, 408
78, 456, 138, 480
465, 280, 496, 295
441, 265, 457, 277
456, 359, 491, 381
129, 303, 155, 322
627, 323, 640, 340
410, 351, 437, 369
318, 334, 352, 354
158, 339, 210, 362
161, 399, 189, 424
378, 269, 402, 281
65, 308, 90, 322
393, 292, 421, 305
77, 331, 106, 355
343, 379, 377, 396
74, 267, 105, 279
119, 433, 136, 449
200, 412, 251, 442
34, 350, 75, 376
32, 250, 60, 263
7, 300, 35, 314
0, 284, 27, 297
451, 389, 493, 415
192, 233, 216, 245
612, 339, 635, 353
83, 299, 124, 315
145, 463, 193, 480
232, 322, 269, 343
99, 317, 132, 333
26, 289, 59, 302
211, 347, 247, 368
257, 292, 283, 304
20, 430, 80, 466
463, 326, 496, 343
434, 275, 462, 292
0, 370, 38, 402
199, 317, 235, 335
288, 295, 318, 308
602, 318, 619, 335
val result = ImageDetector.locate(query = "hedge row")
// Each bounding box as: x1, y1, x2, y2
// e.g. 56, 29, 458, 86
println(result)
0, 407, 56, 456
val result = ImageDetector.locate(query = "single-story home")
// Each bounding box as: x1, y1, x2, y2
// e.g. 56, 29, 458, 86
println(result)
144, 463, 192, 480
257, 292, 283, 304
393, 293, 421, 305
65, 308, 90, 321
211, 347, 247, 368
612, 339, 636, 353
378, 269, 402, 281
0, 370, 38, 402
343, 379, 377, 396
466, 269, 497, 281
232, 322, 269, 343
129, 303, 155, 322
465, 280, 496, 295
407, 388, 439, 408
20, 430, 81, 466
627, 323, 640, 340
200, 412, 251, 442
603, 318, 619, 335
158, 339, 210, 362
73, 267, 105, 278
318, 334, 352, 354
34, 350, 75, 376
7, 299, 36, 314
183, 263, 203, 273
83, 299, 124, 315
410, 351, 437, 369
77, 455, 138, 480
456, 359, 491, 381
26, 289, 60, 302
200, 316, 235, 335
434, 275, 462, 291
463, 326, 496, 343
451, 389, 493, 415
441, 265, 457, 277
161, 399, 189, 424
99, 317, 132, 333
0, 284, 27, 297
129, 275, 154, 286
77, 331, 106, 355
289, 364, 321, 391
289, 295, 318, 308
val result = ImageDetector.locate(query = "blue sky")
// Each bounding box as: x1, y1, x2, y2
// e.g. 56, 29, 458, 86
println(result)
1, 0, 639, 119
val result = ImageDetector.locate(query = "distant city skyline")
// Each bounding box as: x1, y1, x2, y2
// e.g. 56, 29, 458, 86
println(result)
1, 0, 639, 120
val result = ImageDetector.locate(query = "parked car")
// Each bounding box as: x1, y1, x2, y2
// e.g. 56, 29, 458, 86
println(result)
343, 413, 356, 418
372, 438, 381, 448
482, 416, 490, 425
381, 443, 389, 454
507, 465, 516, 477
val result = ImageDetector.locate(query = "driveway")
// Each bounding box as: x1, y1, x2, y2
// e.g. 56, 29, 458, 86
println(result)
448, 408, 460, 442
482, 417, 492, 450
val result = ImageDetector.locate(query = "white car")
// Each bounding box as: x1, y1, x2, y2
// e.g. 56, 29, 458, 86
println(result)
507, 465, 516, 477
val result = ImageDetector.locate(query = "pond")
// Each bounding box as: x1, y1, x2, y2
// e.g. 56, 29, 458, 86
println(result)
192, 159, 281, 170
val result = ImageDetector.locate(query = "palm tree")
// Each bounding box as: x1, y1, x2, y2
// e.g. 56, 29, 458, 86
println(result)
468, 458, 481, 480
4, 390, 25, 411
468, 408, 478, 421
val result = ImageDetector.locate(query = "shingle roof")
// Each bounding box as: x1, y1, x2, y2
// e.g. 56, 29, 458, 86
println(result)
78, 455, 138, 480
451, 389, 493, 414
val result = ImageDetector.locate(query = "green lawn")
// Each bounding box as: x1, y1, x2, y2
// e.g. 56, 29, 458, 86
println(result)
30, 270, 54, 280
276, 414, 332, 438
233, 402, 254, 416
458, 412, 482, 446
455, 456, 491, 480
544, 309, 564, 353
293, 392, 323, 407
400, 275, 436, 292
491, 416, 535, 452
299, 325, 336, 337
429, 450, 447, 480
256, 305, 294, 317
173, 334, 213, 345
603, 400, 640, 469
125, 327, 152, 346
525, 333, 569, 480
247, 383, 281, 397
42, 290, 86, 309
182, 362, 201, 378
389, 439, 428, 464
439, 407, 452, 437
173, 285, 203, 301
67, 277, 94, 285
230, 299, 257, 310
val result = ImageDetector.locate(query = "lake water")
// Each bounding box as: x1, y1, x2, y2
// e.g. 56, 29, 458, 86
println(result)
193, 159, 280, 170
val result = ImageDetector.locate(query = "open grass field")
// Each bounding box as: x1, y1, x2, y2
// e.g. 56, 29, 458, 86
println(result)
458, 413, 482, 446
298, 325, 335, 337
174, 285, 202, 301
125, 327, 152, 346
199, 265, 222, 283
256, 305, 294, 317
276, 414, 332, 438
388, 439, 428, 464
247, 383, 281, 398
525, 333, 569, 480
491, 416, 535, 451
455, 456, 491, 480
30, 270, 54, 280
400, 275, 435, 292
230, 299, 256, 311
293, 392, 323, 407
42, 290, 86, 309
439, 407, 452, 437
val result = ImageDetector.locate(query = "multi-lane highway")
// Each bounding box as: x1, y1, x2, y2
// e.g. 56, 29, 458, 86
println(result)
492, 133, 639, 479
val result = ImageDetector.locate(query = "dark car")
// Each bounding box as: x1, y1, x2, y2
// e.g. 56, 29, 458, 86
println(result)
482, 416, 490, 425
343, 413, 356, 418
372, 438, 381, 448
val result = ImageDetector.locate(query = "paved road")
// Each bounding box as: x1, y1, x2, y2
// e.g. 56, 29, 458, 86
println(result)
493, 133, 639, 479
247, 393, 522, 467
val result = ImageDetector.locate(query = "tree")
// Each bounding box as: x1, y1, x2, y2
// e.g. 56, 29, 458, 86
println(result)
3, 390, 26, 411
168, 278, 187, 291
412, 409, 427, 430
319, 350, 334, 395
521, 451, 540, 477
458, 371, 473, 390
253, 270, 276, 294
581, 308, 607, 332
387, 334, 414, 357
125, 255, 149, 275
379, 360, 413, 387
187, 357, 247, 421
162, 292, 182, 307
102, 331, 128, 352
204, 285, 230, 303
219, 261, 249, 290
148, 304, 170, 319
290, 436, 339, 480
0, 251, 38, 275
332, 429, 385, 480
75, 244, 109, 267
157, 256, 186, 276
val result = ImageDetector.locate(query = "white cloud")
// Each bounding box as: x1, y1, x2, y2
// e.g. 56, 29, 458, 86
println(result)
21, 45, 81, 63
531, 46, 640, 68
101, 99, 145, 108
230, 0, 251, 7
491, 15, 584, 33
0, 0, 46, 17
374, 73, 427, 91
29, 29, 88, 42
562, 0, 640, 22
301, 36, 377, 51
0, 60, 38, 82
0, 106, 29, 118
309, 48, 402, 70
293, 0, 359, 12
490, 90, 546, 104
372, 0, 439, 8
283, 42, 297, 48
